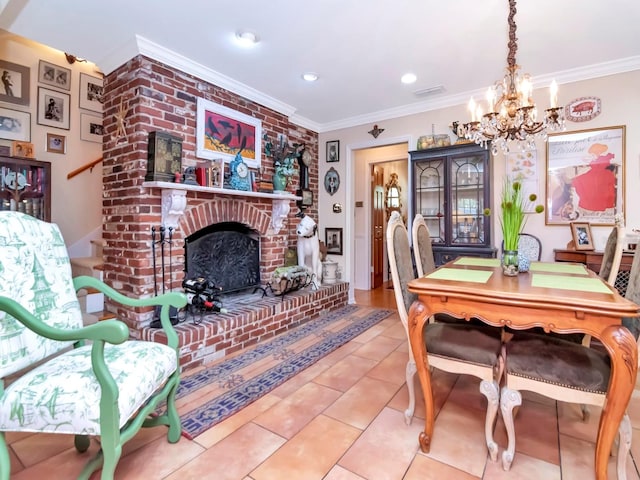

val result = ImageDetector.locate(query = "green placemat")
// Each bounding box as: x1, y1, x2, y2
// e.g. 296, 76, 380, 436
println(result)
531, 274, 612, 294
426, 268, 493, 284
454, 258, 500, 267
529, 262, 588, 275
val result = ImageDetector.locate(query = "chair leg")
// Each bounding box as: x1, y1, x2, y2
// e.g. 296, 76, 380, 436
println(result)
617, 413, 632, 480
404, 360, 417, 425
0, 432, 10, 480
500, 386, 522, 471
479, 379, 499, 462
166, 376, 182, 443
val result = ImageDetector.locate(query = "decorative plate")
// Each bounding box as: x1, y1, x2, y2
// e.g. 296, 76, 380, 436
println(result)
564, 96, 601, 122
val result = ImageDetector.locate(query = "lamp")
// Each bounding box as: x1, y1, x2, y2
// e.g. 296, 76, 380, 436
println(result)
385, 172, 402, 218
460, 0, 564, 155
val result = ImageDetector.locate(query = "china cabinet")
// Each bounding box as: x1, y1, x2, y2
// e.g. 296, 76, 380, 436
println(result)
410, 142, 495, 265
0, 156, 51, 221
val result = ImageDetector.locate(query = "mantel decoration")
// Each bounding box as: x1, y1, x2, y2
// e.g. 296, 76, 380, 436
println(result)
495, 177, 544, 275
460, 0, 565, 155
264, 133, 299, 191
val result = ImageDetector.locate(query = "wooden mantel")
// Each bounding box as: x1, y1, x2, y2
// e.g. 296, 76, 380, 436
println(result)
143, 181, 302, 234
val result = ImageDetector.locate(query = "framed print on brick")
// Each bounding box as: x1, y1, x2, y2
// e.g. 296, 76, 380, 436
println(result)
37, 87, 70, 130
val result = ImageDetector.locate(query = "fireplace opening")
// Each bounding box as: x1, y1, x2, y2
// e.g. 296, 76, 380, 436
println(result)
184, 222, 261, 294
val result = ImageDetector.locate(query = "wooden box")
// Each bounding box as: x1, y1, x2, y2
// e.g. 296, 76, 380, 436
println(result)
145, 131, 183, 182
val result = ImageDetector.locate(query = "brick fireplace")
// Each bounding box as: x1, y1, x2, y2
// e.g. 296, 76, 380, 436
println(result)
99, 55, 348, 370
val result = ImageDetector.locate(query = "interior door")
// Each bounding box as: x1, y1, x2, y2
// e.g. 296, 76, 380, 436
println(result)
372, 164, 385, 288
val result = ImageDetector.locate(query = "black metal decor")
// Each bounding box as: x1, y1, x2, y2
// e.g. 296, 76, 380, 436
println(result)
150, 225, 179, 328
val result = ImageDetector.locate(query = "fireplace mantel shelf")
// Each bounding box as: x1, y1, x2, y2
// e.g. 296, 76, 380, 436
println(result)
144, 181, 302, 234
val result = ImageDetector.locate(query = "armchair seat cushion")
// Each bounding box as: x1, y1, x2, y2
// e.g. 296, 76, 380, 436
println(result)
505, 332, 610, 393
0, 340, 177, 435
425, 323, 502, 367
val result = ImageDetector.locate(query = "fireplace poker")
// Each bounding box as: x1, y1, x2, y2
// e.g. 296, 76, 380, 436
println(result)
151, 226, 158, 297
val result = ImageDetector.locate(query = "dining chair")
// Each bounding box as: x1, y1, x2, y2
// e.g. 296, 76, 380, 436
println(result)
516, 233, 542, 261
0, 212, 187, 479
387, 211, 504, 461
411, 213, 435, 278
499, 224, 636, 477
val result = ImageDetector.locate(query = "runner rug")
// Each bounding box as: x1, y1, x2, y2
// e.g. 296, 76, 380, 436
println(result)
174, 304, 394, 439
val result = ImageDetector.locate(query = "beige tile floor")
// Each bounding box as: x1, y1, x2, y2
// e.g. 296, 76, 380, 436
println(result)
6, 285, 640, 479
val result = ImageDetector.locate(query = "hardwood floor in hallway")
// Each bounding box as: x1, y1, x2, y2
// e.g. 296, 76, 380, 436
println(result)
5, 284, 640, 479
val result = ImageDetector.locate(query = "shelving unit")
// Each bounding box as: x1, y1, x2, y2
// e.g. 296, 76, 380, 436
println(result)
0, 156, 51, 221
410, 142, 496, 265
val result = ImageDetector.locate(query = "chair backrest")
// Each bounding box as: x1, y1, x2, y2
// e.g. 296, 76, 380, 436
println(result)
411, 213, 436, 278
386, 211, 417, 327
517, 233, 542, 261
0, 212, 83, 378
599, 223, 625, 287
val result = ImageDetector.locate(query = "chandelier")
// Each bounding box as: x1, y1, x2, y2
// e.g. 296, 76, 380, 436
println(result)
461, 0, 565, 155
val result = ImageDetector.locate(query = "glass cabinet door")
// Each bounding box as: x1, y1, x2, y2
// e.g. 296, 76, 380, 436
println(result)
451, 154, 485, 246
414, 158, 445, 243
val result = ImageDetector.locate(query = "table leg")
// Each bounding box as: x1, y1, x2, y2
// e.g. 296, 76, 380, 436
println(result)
596, 324, 638, 480
408, 299, 434, 453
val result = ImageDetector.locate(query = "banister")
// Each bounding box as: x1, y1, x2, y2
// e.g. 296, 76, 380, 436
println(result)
67, 157, 103, 180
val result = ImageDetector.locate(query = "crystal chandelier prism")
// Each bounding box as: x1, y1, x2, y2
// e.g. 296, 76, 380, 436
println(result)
461, 0, 565, 155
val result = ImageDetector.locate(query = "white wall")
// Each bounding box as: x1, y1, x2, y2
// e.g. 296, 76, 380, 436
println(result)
1, 30, 103, 248
319, 70, 640, 298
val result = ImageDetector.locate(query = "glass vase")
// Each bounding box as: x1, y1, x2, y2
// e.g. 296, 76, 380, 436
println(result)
501, 250, 519, 276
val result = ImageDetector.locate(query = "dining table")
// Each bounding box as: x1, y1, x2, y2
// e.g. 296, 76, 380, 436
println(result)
407, 257, 640, 480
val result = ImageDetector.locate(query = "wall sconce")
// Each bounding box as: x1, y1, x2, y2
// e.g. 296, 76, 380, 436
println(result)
385, 172, 402, 218
65, 53, 87, 64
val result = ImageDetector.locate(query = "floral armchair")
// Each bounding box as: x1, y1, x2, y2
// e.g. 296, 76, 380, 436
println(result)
0, 212, 186, 479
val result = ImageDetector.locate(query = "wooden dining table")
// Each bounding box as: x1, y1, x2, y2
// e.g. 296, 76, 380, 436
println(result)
407, 257, 640, 480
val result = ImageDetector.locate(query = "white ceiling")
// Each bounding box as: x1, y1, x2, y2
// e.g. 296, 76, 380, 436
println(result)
2, 0, 640, 132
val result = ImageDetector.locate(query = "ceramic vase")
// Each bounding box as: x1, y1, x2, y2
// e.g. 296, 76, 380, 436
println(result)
273, 173, 288, 191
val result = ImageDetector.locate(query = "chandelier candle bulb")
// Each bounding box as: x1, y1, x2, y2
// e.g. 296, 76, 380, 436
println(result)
468, 98, 477, 121
486, 88, 496, 112
550, 80, 558, 108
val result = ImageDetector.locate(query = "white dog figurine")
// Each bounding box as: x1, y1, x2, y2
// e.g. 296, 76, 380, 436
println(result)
296, 214, 322, 288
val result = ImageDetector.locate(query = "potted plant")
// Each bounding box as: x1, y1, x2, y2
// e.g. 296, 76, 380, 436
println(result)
264, 133, 299, 191
496, 177, 544, 275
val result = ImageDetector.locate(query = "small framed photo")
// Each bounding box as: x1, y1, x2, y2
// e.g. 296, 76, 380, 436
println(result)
11, 140, 35, 158
326, 140, 339, 162
209, 158, 224, 188
80, 113, 103, 143
46, 133, 66, 154
570, 222, 594, 251
0, 60, 30, 106
37, 87, 70, 130
325, 227, 343, 256
79, 73, 104, 113
0, 107, 31, 141
38, 60, 71, 91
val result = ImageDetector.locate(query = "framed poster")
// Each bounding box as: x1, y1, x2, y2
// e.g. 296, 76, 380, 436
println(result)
196, 97, 262, 169
325, 228, 343, 255
546, 125, 625, 225
0, 107, 31, 141
37, 87, 70, 130
38, 60, 71, 90
326, 140, 339, 162
0, 60, 30, 106
80, 113, 103, 143
79, 73, 104, 113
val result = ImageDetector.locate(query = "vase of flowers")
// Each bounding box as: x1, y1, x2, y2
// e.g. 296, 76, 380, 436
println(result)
497, 177, 544, 276
264, 133, 298, 191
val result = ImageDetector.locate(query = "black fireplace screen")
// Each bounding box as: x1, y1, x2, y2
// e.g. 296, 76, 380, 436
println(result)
184, 222, 260, 293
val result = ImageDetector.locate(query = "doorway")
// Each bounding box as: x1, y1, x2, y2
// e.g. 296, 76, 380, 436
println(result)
371, 164, 385, 289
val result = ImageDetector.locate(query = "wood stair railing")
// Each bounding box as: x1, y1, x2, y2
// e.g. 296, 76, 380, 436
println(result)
67, 157, 103, 180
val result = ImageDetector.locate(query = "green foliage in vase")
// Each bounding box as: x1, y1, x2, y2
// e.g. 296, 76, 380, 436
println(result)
264, 133, 299, 181
499, 177, 544, 251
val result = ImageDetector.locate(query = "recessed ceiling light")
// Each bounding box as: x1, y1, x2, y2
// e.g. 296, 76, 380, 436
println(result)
401, 73, 417, 84
302, 72, 318, 82
235, 31, 259, 47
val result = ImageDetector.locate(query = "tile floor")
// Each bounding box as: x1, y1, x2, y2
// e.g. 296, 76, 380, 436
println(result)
6, 285, 640, 479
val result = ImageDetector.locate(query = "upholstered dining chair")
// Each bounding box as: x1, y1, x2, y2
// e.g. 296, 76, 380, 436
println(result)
516, 233, 542, 261
499, 223, 636, 478
387, 211, 504, 460
411, 213, 436, 278
0, 212, 187, 480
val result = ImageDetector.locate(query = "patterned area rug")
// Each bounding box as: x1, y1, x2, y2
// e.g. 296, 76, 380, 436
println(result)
175, 305, 394, 439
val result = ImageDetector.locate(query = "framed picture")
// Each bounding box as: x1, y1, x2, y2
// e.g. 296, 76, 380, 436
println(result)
324, 167, 340, 195
326, 140, 339, 162
546, 125, 625, 225
570, 222, 594, 251
46, 133, 66, 154
79, 73, 104, 113
196, 97, 262, 169
11, 140, 35, 158
325, 227, 343, 255
0, 60, 30, 106
38, 60, 71, 91
37, 87, 70, 129
80, 113, 103, 143
0, 107, 31, 141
